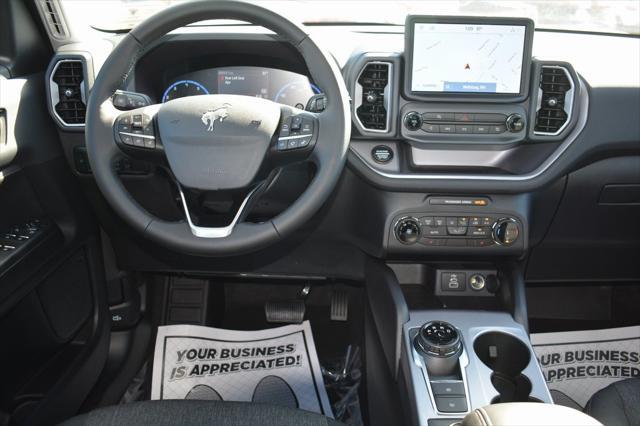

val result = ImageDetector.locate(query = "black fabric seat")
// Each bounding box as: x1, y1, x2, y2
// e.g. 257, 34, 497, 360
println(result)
63, 400, 342, 426
584, 378, 640, 426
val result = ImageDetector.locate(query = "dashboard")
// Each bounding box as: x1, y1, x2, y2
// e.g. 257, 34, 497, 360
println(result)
42, 15, 640, 275
160, 66, 321, 109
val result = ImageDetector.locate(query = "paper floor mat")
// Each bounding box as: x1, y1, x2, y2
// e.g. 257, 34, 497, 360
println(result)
151, 321, 333, 417
531, 325, 640, 408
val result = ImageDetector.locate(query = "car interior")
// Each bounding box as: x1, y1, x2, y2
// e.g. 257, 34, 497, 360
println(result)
1, 0, 639, 425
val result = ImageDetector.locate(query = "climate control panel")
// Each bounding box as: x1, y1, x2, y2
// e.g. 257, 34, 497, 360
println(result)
390, 213, 524, 253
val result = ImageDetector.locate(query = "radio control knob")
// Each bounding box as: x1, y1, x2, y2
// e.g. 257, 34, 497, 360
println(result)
395, 217, 420, 244
506, 113, 525, 133
492, 218, 520, 246
403, 112, 423, 131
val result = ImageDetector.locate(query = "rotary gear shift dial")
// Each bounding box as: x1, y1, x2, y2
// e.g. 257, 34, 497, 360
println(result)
415, 321, 462, 377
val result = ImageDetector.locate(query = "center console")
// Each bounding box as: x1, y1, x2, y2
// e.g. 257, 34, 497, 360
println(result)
354, 14, 582, 426
403, 311, 552, 425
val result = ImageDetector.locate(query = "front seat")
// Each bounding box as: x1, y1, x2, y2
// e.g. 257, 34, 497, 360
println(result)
63, 400, 342, 426
584, 378, 640, 426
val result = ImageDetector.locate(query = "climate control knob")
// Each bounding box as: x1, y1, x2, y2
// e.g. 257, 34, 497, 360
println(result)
492, 218, 520, 246
403, 112, 423, 131
395, 217, 420, 244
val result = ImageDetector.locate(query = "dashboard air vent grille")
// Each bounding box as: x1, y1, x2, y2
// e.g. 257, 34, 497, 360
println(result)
535, 66, 573, 135
51, 60, 86, 126
42, 0, 68, 38
356, 62, 390, 131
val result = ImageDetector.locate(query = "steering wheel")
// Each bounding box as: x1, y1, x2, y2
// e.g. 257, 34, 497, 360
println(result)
85, 0, 350, 256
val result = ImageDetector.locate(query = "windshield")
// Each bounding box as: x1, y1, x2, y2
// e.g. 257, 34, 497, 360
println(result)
61, 0, 640, 35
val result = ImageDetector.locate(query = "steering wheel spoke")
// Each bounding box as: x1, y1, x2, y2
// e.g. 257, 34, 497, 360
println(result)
113, 103, 165, 161
176, 170, 279, 239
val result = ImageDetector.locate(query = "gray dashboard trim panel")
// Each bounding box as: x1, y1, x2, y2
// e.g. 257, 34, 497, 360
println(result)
349, 75, 588, 183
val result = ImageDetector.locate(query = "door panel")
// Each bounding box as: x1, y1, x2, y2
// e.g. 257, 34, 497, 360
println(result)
0, 1, 110, 424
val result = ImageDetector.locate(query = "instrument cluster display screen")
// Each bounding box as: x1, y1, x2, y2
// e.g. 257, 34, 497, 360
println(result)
409, 21, 528, 95
161, 66, 320, 109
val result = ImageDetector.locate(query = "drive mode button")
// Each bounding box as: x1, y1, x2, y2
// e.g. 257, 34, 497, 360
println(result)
435, 396, 467, 413
431, 381, 465, 396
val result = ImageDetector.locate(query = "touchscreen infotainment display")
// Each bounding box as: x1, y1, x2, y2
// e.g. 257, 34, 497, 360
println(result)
410, 22, 527, 94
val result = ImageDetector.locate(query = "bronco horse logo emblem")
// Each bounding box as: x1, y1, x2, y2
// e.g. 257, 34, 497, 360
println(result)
201, 104, 231, 132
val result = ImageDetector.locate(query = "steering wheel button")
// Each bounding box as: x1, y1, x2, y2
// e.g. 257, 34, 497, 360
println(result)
301, 121, 313, 134
287, 139, 299, 149
132, 114, 143, 129
113, 94, 128, 108
133, 137, 145, 147
144, 139, 155, 149
120, 133, 133, 145
291, 116, 303, 130
298, 136, 311, 147
277, 140, 287, 151
134, 96, 148, 107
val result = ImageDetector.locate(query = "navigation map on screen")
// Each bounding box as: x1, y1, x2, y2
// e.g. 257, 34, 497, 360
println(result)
411, 23, 526, 94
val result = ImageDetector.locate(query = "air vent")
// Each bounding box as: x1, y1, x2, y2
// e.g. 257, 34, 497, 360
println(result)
355, 62, 392, 132
50, 59, 86, 126
41, 0, 68, 39
534, 66, 574, 135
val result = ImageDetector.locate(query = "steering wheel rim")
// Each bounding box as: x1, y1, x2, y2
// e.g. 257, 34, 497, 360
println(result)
85, 0, 350, 256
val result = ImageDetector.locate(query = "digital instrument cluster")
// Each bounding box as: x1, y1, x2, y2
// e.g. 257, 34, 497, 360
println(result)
161, 66, 321, 109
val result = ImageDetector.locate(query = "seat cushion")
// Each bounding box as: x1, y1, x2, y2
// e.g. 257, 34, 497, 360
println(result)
63, 400, 342, 426
585, 378, 640, 426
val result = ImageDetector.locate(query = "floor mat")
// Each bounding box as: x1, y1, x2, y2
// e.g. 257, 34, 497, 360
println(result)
150, 320, 333, 417
531, 325, 640, 408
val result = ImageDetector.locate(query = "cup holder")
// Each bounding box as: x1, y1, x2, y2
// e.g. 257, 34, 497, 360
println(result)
473, 331, 535, 403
